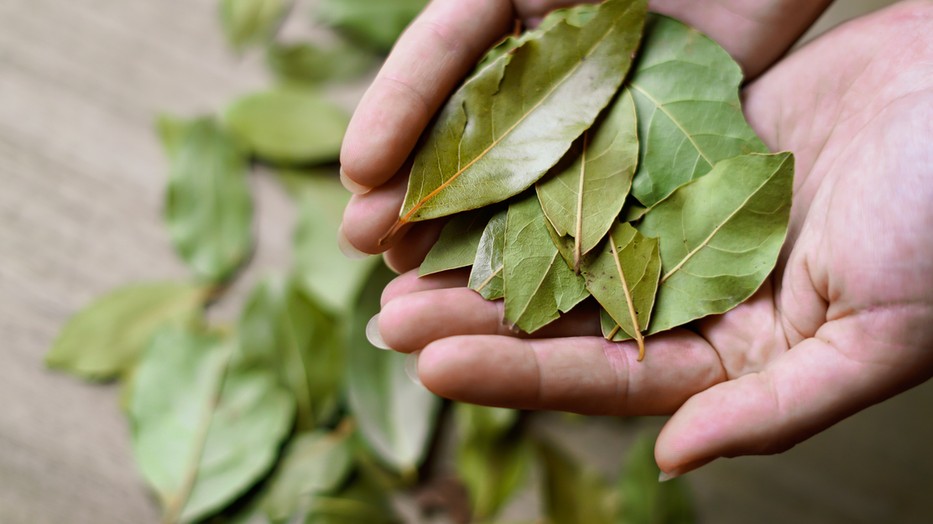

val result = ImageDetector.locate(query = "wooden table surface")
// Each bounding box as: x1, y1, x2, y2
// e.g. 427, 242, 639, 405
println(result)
1, 0, 928, 523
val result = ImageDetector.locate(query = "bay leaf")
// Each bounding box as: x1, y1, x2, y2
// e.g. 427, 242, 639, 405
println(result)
537, 441, 616, 524
628, 15, 768, 208
419, 209, 495, 277
581, 222, 660, 360
261, 426, 355, 523
163, 117, 253, 283
617, 435, 695, 524
503, 195, 588, 333
315, 0, 427, 53
286, 169, 378, 313
346, 262, 441, 474
637, 152, 794, 333
239, 277, 343, 430
223, 87, 349, 166
536, 88, 639, 270
301, 474, 401, 524
220, 0, 287, 51
45, 282, 206, 380
130, 327, 294, 523
388, 0, 648, 236
266, 41, 376, 87
543, 211, 578, 271
467, 209, 507, 300
455, 405, 530, 520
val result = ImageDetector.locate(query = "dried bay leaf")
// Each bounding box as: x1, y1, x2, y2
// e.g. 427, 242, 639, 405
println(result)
503, 195, 588, 333
419, 209, 495, 277
220, 0, 287, 51
239, 277, 343, 430
163, 117, 253, 283
388, 0, 648, 237
581, 223, 660, 360
468, 209, 508, 300
346, 262, 441, 473
315, 0, 427, 53
637, 152, 794, 334
628, 15, 768, 208
130, 327, 294, 523
224, 87, 349, 166
46, 282, 207, 380
537, 89, 640, 270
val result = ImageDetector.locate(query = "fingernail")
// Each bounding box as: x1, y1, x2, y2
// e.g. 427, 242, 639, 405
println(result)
340, 168, 371, 195
658, 470, 681, 483
366, 314, 390, 350
405, 350, 422, 386
337, 226, 369, 260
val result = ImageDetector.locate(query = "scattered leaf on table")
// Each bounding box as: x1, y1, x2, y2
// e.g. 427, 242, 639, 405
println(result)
262, 427, 355, 522
345, 262, 441, 474
617, 435, 695, 524
503, 195, 588, 333
219, 0, 287, 51
239, 276, 343, 430
468, 209, 508, 300
537, 441, 616, 524
163, 117, 253, 283
637, 152, 794, 334
628, 15, 767, 208
130, 327, 294, 524
224, 87, 349, 166
420, 209, 495, 276
537, 88, 639, 270
389, 0, 648, 235
315, 0, 427, 53
266, 41, 376, 87
286, 169, 378, 313
455, 405, 531, 520
46, 282, 206, 380
581, 222, 660, 360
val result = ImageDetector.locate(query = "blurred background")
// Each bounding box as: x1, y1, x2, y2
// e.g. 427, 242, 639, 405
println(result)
1, 0, 929, 523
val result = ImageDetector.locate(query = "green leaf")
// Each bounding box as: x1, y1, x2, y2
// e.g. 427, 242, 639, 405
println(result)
220, 0, 288, 51
537, 88, 639, 270
345, 262, 441, 474
239, 277, 343, 430
468, 209, 508, 300
419, 209, 495, 276
617, 436, 695, 524
266, 41, 376, 87
130, 327, 294, 523
455, 405, 530, 520
156, 114, 187, 158
581, 223, 661, 360
315, 0, 427, 53
628, 15, 768, 208
391, 0, 648, 232
537, 441, 616, 524
503, 195, 588, 333
262, 426, 355, 522
223, 87, 349, 165
637, 152, 794, 334
46, 282, 206, 380
302, 473, 401, 524
287, 169, 378, 313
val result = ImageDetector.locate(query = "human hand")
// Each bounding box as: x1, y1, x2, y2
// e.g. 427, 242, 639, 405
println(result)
343, 0, 933, 478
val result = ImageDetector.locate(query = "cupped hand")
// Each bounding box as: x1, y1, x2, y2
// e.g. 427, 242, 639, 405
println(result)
342, 0, 933, 478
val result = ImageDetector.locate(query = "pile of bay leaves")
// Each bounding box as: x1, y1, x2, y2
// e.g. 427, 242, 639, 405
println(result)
44, 0, 698, 522
414, 0, 793, 360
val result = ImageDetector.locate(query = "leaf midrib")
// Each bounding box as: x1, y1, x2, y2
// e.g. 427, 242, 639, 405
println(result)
629, 82, 714, 167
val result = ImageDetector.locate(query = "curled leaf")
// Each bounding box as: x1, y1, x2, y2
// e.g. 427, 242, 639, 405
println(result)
468, 209, 508, 300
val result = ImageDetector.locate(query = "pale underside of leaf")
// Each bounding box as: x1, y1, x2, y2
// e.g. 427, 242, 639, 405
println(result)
468, 209, 508, 300
636, 152, 794, 334
537, 88, 639, 271
389, 0, 648, 239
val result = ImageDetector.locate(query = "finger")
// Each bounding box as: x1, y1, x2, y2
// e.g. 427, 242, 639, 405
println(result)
340, 0, 514, 191
341, 169, 411, 254
654, 329, 928, 478
383, 220, 446, 274
380, 268, 469, 307
378, 287, 602, 352
415, 332, 726, 416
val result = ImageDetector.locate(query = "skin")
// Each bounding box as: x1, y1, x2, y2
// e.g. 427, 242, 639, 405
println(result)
339, 0, 933, 478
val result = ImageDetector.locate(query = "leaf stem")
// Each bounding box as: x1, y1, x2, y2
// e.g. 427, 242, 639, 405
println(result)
609, 240, 645, 361
573, 132, 589, 273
